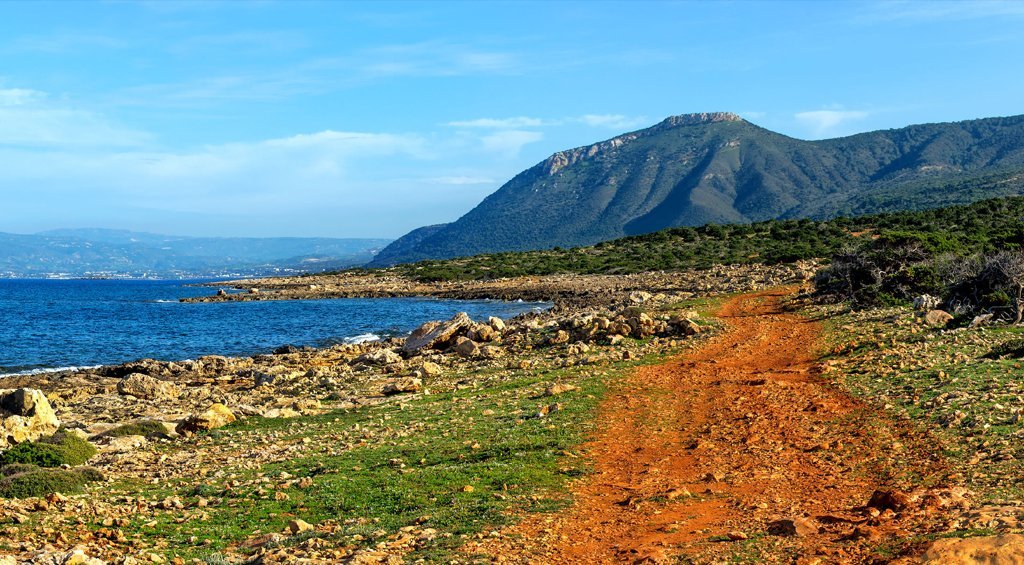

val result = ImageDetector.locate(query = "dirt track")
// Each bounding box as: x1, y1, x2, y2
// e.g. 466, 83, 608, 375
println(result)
476, 288, 952, 563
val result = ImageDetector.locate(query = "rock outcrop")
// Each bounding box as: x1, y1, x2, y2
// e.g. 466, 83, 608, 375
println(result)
0, 388, 60, 449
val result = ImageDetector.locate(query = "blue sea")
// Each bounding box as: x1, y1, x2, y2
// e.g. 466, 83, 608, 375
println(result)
0, 279, 546, 375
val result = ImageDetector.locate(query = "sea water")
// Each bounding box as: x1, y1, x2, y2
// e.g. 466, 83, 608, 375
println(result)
0, 279, 546, 375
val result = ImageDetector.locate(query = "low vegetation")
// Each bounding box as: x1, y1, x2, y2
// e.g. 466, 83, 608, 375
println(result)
0, 430, 97, 468
352, 196, 1024, 283
0, 466, 103, 499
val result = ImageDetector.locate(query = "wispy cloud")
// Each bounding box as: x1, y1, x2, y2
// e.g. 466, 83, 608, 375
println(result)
574, 114, 648, 130
0, 87, 148, 147
447, 117, 549, 128
169, 31, 310, 55
447, 114, 649, 130
794, 109, 870, 137
6, 32, 127, 54
422, 176, 496, 185
479, 130, 545, 158
856, 0, 1024, 23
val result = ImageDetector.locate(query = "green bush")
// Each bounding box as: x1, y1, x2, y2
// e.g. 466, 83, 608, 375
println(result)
0, 467, 104, 499
95, 420, 170, 440
0, 431, 97, 467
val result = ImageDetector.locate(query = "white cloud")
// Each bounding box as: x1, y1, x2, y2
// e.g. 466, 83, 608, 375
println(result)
447, 114, 649, 131
0, 88, 46, 106
857, 0, 1024, 23
574, 114, 649, 129
6, 32, 127, 54
447, 117, 548, 128
423, 176, 496, 185
479, 130, 544, 158
794, 109, 870, 137
0, 87, 148, 147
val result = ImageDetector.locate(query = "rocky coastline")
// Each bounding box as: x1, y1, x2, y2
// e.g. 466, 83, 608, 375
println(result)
0, 262, 815, 563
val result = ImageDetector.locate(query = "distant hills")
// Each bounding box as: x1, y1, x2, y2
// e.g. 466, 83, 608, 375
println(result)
0, 229, 390, 278
371, 112, 1024, 266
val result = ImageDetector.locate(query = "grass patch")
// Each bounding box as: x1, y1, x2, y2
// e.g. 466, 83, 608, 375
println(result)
85, 353, 681, 561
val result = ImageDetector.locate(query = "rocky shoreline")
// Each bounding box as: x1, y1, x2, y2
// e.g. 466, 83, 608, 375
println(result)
0, 262, 816, 563
180, 262, 819, 310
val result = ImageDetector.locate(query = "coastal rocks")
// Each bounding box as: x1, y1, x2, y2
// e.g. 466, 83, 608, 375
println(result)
382, 378, 422, 396
176, 403, 236, 435
403, 312, 474, 354
116, 374, 180, 401
924, 310, 954, 328
488, 317, 506, 332
454, 337, 481, 358
353, 349, 403, 366
0, 388, 60, 449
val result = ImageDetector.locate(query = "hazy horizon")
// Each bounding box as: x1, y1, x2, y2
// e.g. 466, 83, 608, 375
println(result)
3, 0, 1023, 239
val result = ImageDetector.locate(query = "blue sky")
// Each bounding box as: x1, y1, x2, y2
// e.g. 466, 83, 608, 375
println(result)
2, 0, 1023, 238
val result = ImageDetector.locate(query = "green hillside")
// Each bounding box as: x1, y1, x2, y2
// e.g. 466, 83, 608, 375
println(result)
372, 113, 1024, 266
376, 196, 1024, 282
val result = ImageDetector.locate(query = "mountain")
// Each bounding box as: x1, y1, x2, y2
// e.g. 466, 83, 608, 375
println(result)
371, 112, 1024, 266
0, 230, 391, 278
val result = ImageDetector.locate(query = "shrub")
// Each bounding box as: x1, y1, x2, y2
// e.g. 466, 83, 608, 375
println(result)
0, 430, 97, 467
95, 420, 170, 440
0, 467, 103, 499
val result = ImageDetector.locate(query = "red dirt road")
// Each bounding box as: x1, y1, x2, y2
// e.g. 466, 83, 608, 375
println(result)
476, 288, 950, 563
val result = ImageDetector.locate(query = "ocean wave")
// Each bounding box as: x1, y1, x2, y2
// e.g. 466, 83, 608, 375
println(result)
0, 365, 102, 378
342, 333, 382, 344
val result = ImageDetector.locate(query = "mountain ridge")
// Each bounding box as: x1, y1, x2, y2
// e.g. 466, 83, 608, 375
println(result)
371, 112, 1024, 266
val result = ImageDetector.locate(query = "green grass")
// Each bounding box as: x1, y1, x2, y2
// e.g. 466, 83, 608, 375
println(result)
67, 350, 694, 562
819, 304, 1024, 501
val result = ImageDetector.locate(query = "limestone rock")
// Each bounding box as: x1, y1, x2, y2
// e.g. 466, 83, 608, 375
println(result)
353, 349, 402, 366
914, 294, 943, 311
921, 533, 1024, 564
488, 316, 506, 332
403, 312, 473, 354
419, 361, 443, 377
176, 403, 236, 435
382, 378, 422, 396
454, 337, 481, 358
924, 309, 954, 328
287, 519, 314, 535
544, 383, 578, 396
0, 388, 60, 449
117, 373, 181, 400
767, 517, 817, 537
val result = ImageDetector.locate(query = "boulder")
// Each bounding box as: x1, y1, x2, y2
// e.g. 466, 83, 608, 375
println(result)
382, 378, 422, 396
914, 295, 943, 311
488, 316, 506, 332
353, 349, 402, 366
419, 361, 443, 377
403, 312, 473, 354
0, 388, 60, 449
544, 383, 578, 396
176, 403, 236, 435
117, 373, 181, 400
921, 533, 1024, 564
454, 337, 481, 358
924, 310, 954, 328
677, 318, 701, 336
548, 330, 570, 345
767, 517, 817, 537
